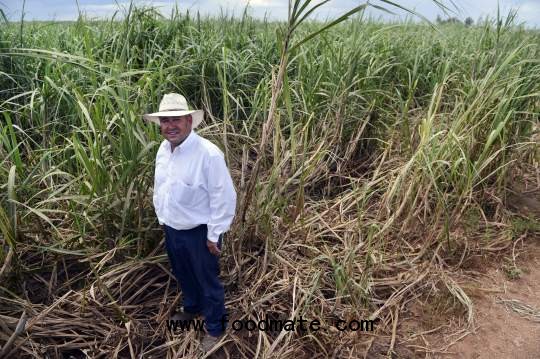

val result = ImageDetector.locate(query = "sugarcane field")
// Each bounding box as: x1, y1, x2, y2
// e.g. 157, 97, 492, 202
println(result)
0, 0, 539, 358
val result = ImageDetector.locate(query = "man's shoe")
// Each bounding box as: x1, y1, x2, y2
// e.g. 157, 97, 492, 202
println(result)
171, 311, 198, 321
201, 334, 221, 352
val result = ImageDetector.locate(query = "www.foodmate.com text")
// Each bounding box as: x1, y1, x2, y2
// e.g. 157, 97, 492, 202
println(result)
166, 315, 377, 333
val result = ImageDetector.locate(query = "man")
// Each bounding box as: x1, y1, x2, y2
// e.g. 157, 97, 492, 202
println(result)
143, 93, 236, 352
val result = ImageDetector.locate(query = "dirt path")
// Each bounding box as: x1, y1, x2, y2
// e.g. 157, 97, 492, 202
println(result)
398, 235, 540, 359
444, 239, 540, 359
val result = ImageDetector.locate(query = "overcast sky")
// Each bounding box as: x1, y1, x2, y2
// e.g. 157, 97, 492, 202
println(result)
1, 0, 539, 27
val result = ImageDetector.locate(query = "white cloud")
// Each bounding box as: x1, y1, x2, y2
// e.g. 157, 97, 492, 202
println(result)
512, 1, 540, 26
247, 0, 285, 7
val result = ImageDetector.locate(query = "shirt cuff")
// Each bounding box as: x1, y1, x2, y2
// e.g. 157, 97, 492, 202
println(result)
207, 232, 220, 243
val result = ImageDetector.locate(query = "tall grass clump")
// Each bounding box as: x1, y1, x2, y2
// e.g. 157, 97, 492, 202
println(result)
0, 3, 539, 357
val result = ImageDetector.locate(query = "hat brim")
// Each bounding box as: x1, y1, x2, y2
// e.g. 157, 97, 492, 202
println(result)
143, 110, 204, 129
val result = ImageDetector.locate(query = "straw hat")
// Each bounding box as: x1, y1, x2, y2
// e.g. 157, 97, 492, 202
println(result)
143, 93, 204, 128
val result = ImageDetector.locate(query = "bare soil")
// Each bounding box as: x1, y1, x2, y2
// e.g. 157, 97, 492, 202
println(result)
444, 239, 540, 359
396, 227, 540, 358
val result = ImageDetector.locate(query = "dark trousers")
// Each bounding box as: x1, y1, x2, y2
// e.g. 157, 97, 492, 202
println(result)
163, 224, 225, 336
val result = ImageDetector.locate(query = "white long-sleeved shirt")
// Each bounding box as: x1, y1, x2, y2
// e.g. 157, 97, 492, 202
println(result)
153, 131, 237, 242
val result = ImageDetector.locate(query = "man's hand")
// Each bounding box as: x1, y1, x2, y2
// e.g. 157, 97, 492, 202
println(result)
207, 240, 221, 256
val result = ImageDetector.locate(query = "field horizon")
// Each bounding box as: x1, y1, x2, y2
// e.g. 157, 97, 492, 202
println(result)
0, 4, 539, 358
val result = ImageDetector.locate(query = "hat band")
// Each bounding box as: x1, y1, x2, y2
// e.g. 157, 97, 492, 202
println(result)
160, 108, 189, 112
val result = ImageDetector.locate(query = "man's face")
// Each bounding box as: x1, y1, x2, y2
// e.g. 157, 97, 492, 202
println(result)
159, 115, 192, 147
